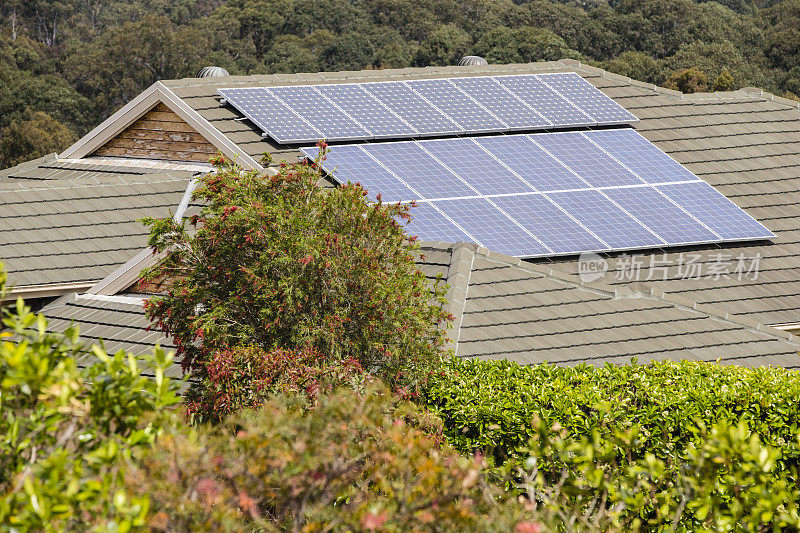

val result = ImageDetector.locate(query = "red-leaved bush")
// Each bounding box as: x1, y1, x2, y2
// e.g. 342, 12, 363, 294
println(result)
184, 345, 370, 423
142, 145, 452, 422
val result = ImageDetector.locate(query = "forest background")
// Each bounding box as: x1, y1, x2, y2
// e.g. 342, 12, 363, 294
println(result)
1, 0, 798, 168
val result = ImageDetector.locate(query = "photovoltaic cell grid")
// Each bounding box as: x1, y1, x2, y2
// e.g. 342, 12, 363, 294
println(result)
301, 130, 774, 257
218, 73, 638, 144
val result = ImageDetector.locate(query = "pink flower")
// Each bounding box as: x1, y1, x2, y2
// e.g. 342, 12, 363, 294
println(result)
361, 512, 388, 530
514, 522, 543, 533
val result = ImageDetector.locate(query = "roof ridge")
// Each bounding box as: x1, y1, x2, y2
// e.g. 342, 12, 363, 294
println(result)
466, 245, 800, 347
162, 60, 573, 88
562, 59, 800, 110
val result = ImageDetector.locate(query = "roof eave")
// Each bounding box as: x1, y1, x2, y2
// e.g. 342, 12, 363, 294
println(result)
3, 281, 97, 302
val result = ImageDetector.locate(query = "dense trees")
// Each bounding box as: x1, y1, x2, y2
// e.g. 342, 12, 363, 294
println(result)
2, 0, 800, 167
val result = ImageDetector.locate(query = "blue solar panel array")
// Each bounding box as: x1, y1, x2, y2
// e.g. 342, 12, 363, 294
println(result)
219, 73, 638, 144
301, 130, 774, 257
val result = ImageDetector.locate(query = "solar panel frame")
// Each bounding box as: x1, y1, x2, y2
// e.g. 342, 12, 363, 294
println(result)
218, 87, 322, 144
538, 72, 640, 125
545, 189, 667, 250
601, 186, 722, 246
301, 144, 420, 203
219, 73, 641, 144
530, 132, 647, 188
433, 197, 553, 257
582, 129, 698, 184
656, 181, 775, 241
315, 83, 418, 139
404, 201, 478, 244
361, 141, 478, 200
491, 193, 611, 254
267, 85, 371, 141
474, 135, 591, 192
495, 74, 595, 128
298, 134, 774, 258
417, 138, 537, 196
450, 76, 551, 130
361, 81, 464, 137
406, 78, 507, 133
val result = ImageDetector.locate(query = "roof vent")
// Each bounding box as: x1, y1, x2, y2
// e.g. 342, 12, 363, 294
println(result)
197, 66, 230, 78
458, 55, 488, 66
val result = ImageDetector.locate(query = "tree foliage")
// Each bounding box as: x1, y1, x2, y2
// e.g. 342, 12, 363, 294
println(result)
0, 265, 181, 530
129, 385, 539, 532
3, 0, 800, 167
142, 150, 452, 423
0, 110, 75, 169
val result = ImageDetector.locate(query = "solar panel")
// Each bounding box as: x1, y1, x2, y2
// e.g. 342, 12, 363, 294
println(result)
316, 84, 417, 139
602, 186, 720, 245
406, 79, 506, 132
539, 73, 639, 124
219, 73, 639, 144
545, 189, 665, 250
268, 86, 370, 141
656, 182, 775, 241
495, 75, 593, 127
218, 87, 320, 144
474, 136, 589, 192
405, 202, 476, 243
433, 197, 552, 257
362, 81, 462, 136
362, 142, 477, 199
491, 194, 609, 254
301, 145, 419, 202
530, 132, 646, 188
583, 129, 698, 184
419, 138, 536, 195
302, 134, 772, 258
451, 76, 550, 130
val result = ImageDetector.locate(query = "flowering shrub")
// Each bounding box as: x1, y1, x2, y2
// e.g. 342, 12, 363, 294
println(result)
142, 146, 452, 422
128, 385, 540, 532
0, 265, 180, 530
184, 345, 370, 423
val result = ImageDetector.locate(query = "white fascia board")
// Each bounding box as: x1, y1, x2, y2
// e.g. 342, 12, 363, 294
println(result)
155, 82, 264, 171
769, 322, 800, 332
86, 247, 162, 297
77, 293, 146, 306
4, 281, 97, 302
60, 84, 161, 159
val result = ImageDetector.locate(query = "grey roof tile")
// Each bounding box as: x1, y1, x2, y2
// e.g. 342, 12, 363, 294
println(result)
1, 163, 194, 287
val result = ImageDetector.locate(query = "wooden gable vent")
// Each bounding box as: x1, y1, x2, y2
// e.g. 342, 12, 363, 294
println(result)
92, 103, 217, 163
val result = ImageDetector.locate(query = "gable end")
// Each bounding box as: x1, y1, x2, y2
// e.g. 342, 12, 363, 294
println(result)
92, 103, 217, 163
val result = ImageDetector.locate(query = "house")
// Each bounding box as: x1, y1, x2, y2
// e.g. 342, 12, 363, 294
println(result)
2, 59, 799, 372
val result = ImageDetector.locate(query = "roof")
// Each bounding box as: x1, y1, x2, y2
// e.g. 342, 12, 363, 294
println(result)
427, 241, 800, 367
38, 242, 799, 373
154, 60, 800, 327
39, 293, 182, 379
6, 59, 800, 370
0, 157, 197, 291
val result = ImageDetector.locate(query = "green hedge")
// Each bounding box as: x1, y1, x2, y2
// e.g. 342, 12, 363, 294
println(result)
422, 357, 800, 469
422, 358, 800, 529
